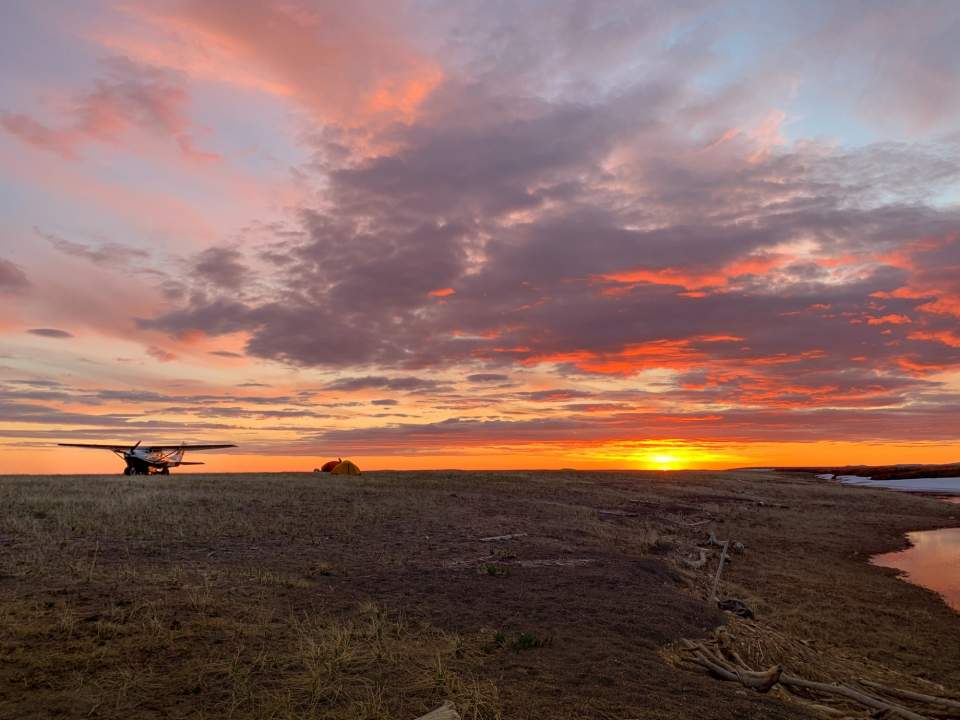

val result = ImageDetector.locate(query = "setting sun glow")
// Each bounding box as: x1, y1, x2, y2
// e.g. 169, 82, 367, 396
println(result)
648, 453, 682, 471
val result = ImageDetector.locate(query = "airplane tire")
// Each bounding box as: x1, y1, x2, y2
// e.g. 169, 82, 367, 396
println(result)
123, 467, 132, 476
160, 467, 169, 475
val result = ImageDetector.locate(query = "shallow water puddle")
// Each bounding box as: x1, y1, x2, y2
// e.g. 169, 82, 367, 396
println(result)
873, 528, 960, 611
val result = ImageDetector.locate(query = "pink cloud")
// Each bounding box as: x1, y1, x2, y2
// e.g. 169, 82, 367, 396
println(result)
0, 113, 79, 158
108, 0, 443, 136
146, 345, 177, 362
1, 57, 217, 162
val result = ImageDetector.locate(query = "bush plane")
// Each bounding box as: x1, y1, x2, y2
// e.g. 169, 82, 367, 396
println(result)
58, 441, 236, 475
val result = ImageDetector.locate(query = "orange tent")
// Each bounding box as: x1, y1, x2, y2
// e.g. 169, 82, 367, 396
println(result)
330, 459, 362, 475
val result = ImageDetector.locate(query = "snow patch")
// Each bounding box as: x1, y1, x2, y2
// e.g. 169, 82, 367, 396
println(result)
839, 476, 960, 494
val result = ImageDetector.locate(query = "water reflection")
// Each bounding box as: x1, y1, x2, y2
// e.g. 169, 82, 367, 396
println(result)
873, 528, 960, 611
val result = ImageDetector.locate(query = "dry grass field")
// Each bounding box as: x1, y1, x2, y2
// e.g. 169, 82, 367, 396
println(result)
1, 470, 958, 719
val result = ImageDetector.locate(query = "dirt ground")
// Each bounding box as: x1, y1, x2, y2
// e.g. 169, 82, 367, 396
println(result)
0, 470, 958, 719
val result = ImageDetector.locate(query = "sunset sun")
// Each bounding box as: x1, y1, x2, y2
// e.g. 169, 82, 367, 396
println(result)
648, 453, 683, 471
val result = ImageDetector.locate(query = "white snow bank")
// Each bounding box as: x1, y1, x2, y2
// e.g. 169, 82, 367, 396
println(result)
836, 475, 872, 483
839, 476, 960, 494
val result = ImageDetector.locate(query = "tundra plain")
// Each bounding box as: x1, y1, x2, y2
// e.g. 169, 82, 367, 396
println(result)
1, 470, 958, 719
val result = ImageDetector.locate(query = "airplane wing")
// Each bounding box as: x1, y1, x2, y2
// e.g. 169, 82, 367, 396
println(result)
58, 443, 131, 451
59, 443, 235, 451
151, 444, 236, 451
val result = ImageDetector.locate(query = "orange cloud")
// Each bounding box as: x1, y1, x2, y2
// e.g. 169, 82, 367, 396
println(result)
523, 339, 704, 375
866, 314, 912, 325
741, 350, 826, 366
908, 330, 960, 347
112, 0, 443, 134
598, 253, 788, 292
871, 234, 960, 319
896, 356, 957, 374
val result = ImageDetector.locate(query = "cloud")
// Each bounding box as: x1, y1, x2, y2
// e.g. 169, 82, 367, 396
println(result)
119, 0, 442, 135
786, 1, 960, 133
146, 345, 177, 362
27, 328, 73, 339
466, 373, 510, 383
138, 298, 254, 338
0, 258, 30, 293
92, 389, 300, 405
322, 376, 442, 392
193, 246, 249, 290
1, 56, 215, 160
307, 399, 960, 455
143, 128, 960, 382
0, 400, 237, 436
41, 228, 150, 266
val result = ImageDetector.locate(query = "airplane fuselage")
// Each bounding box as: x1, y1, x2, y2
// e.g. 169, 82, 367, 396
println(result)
121, 447, 185, 475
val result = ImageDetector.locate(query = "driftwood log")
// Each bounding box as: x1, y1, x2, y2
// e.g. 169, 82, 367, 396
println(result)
709, 540, 730, 601
694, 528, 753, 614
674, 639, 957, 720
672, 522, 954, 719
414, 701, 460, 720
860, 680, 960, 711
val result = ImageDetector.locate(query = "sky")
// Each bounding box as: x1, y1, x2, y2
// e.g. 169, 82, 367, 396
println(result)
1, 0, 959, 474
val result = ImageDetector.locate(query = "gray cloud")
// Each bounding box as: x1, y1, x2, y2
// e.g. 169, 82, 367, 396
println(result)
466, 373, 510, 383
27, 328, 74, 339
0, 258, 30, 293
193, 246, 249, 290
322, 375, 442, 392
41, 229, 150, 266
